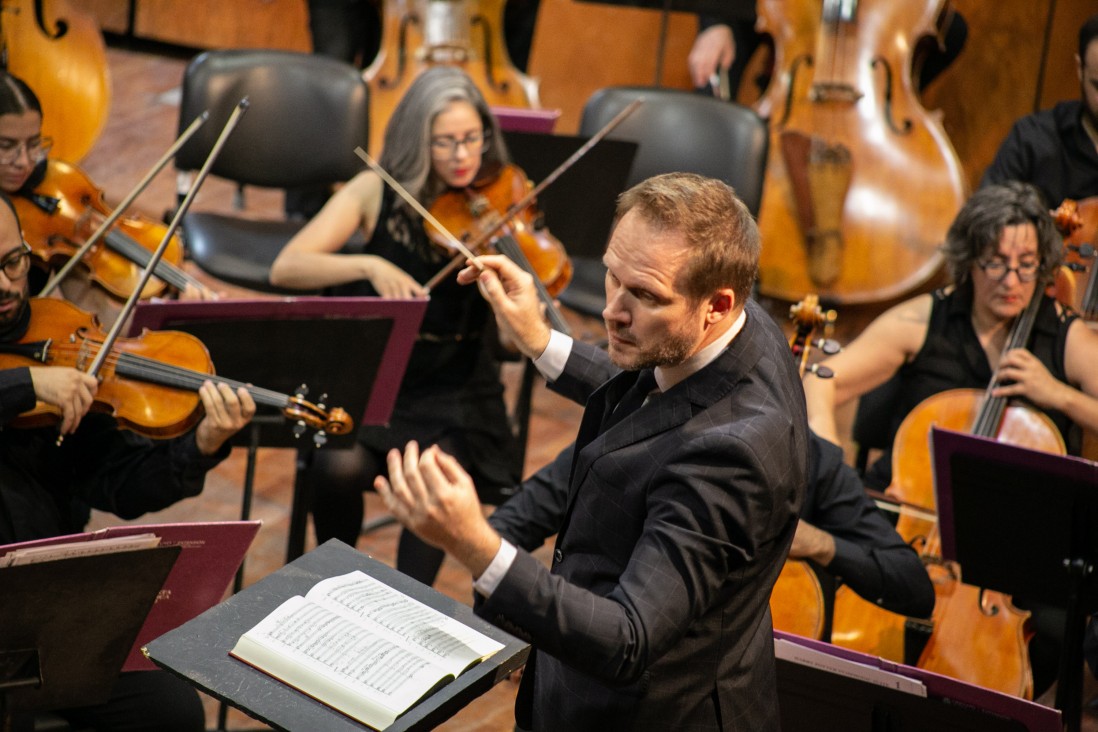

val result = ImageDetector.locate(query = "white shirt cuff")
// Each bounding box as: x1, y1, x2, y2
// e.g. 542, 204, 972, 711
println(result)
532, 329, 572, 382
473, 538, 518, 597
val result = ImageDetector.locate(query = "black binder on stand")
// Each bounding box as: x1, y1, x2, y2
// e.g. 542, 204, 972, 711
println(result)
145, 540, 530, 732
0, 547, 179, 722
931, 427, 1098, 732
130, 296, 426, 565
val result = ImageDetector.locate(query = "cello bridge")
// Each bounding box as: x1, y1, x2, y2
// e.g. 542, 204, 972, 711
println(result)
809, 82, 863, 105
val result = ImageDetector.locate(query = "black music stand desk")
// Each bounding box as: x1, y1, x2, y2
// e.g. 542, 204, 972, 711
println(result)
932, 427, 1098, 732
129, 297, 427, 563
775, 631, 1060, 732
145, 540, 530, 732
0, 547, 179, 720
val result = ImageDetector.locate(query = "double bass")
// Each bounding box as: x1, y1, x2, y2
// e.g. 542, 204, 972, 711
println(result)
754, 0, 967, 305
364, 0, 539, 154
1, 0, 111, 163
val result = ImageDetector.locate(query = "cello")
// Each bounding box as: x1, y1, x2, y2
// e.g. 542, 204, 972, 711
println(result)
364, 0, 539, 154
832, 283, 1059, 698
769, 295, 839, 640
753, 0, 967, 305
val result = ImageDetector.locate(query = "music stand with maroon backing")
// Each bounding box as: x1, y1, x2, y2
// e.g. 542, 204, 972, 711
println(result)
128, 296, 427, 565
931, 427, 1098, 732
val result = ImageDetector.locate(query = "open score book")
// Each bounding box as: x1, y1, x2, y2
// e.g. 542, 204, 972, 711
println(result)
229, 570, 504, 730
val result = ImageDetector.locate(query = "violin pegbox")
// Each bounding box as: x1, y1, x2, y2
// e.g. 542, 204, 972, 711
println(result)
285, 384, 354, 447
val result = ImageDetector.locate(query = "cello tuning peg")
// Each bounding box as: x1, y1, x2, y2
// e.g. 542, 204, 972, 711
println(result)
808, 364, 835, 379
813, 338, 842, 356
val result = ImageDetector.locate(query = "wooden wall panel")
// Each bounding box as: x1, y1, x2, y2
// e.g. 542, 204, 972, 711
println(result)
527, 0, 696, 134
133, 0, 312, 51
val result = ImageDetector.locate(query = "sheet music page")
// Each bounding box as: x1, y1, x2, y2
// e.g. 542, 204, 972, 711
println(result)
308, 571, 503, 674
775, 638, 928, 697
230, 570, 504, 728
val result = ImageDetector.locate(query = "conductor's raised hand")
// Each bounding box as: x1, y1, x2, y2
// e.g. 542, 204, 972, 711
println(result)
457, 254, 552, 359
375, 441, 501, 578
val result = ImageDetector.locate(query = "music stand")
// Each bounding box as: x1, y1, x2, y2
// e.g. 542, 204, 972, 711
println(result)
775, 631, 1061, 732
931, 427, 1098, 732
146, 540, 530, 732
503, 131, 637, 261
128, 297, 426, 565
0, 547, 179, 724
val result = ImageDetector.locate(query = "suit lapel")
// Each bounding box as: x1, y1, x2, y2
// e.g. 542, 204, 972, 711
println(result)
559, 302, 769, 545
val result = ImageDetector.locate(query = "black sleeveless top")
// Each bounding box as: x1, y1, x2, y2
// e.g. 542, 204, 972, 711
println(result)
865, 285, 1079, 489
331, 187, 519, 497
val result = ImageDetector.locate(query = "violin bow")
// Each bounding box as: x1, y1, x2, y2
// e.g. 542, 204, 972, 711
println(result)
353, 147, 484, 271
424, 97, 644, 291
86, 99, 250, 380
39, 111, 211, 297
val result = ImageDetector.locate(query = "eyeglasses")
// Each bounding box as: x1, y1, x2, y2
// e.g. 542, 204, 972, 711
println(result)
976, 258, 1040, 283
0, 136, 51, 166
429, 131, 486, 158
0, 242, 32, 280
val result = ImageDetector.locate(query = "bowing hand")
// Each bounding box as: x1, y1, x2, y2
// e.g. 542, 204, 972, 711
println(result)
29, 366, 98, 434
375, 441, 500, 578
194, 381, 256, 455
992, 347, 1070, 411
457, 254, 551, 360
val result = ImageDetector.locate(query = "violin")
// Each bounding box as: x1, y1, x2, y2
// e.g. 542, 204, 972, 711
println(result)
15, 160, 211, 302
0, 297, 352, 440
1051, 197, 1098, 320
425, 163, 573, 334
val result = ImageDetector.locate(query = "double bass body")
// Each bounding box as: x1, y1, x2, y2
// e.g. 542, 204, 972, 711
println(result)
364, 0, 539, 154
754, 0, 967, 305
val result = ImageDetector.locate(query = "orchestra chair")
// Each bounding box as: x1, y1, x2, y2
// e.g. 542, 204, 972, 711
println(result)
174, 49, 369, 294
558, 86, 769, 320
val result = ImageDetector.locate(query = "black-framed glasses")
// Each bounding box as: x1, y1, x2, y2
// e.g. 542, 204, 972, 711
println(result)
976, 258, 1040, 283
429, 130, 486, 158
0, 242, 32, 280
0, 136, 52, 166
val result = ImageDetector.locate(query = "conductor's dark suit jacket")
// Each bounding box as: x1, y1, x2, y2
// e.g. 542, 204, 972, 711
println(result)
483, 298, 808, 731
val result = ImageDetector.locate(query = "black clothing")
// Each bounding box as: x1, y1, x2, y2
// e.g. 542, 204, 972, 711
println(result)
308, 188, 520, 582
494, 432, 934, 620
981, 100, 1098, 206
865, 286, 1079, 491
0, 358, 230, 731
0, 368, 228, 545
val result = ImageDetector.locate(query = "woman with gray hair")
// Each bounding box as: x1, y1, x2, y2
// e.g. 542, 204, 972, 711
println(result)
270, 66, 521, 586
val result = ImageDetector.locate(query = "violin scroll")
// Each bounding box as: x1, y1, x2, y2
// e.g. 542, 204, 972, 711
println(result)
788, 294, 839, 379
285, 388, 354, 447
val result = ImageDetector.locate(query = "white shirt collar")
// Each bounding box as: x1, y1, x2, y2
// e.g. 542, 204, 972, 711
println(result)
654, 307, 747, 393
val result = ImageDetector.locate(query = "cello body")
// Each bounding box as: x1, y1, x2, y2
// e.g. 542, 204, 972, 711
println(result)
754, 0, 967, 305
832, 388, 1061, 697
364, 0, 539, 154
1, 0, 111, 163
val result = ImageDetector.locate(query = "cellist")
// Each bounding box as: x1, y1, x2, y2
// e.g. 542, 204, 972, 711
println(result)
803, 181, 1098, 695
0, 192, 256, 731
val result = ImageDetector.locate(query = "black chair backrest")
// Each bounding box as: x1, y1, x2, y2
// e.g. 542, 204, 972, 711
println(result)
176, 49, 368, 189
578, 86, 769, 216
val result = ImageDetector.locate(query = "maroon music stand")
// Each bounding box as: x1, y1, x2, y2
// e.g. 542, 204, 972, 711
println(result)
128, 296, 426, 565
